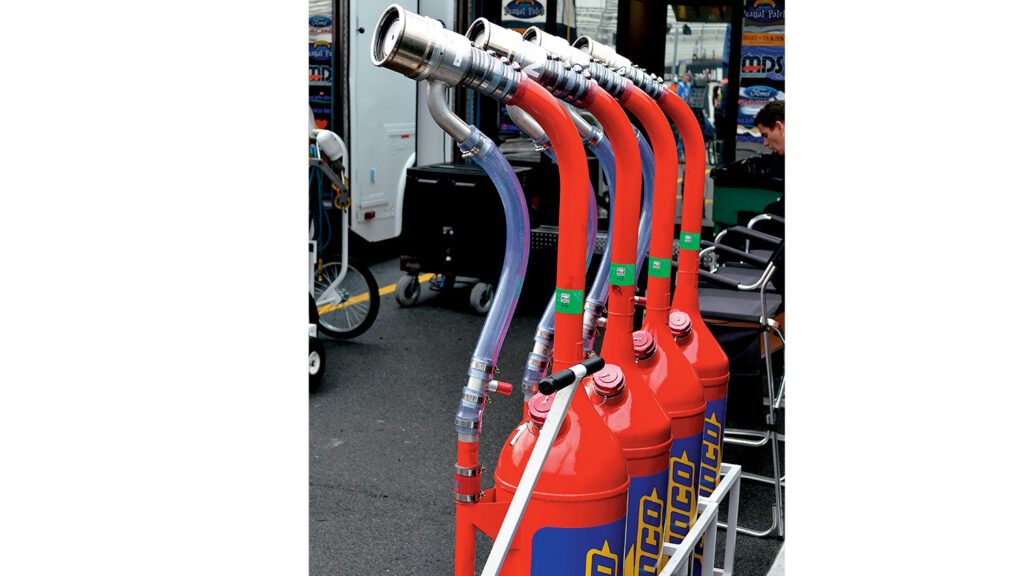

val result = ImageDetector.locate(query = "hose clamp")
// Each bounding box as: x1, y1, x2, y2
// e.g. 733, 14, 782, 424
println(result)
461, 391, 486, 404
454, 492, 483, 503
454, 418, 482, 431
533, 329, 554, 347
469, 360, 496, 380
454, 464, 482, 477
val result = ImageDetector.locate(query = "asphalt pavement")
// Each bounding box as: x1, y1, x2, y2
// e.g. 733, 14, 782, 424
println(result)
310, 251, 784, 575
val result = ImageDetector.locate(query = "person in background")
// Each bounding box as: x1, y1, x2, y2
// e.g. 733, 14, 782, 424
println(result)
753, 100, 784, 222
754, 100, 785, 155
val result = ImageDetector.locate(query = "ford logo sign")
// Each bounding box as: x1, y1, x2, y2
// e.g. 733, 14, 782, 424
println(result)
743, 86, 777, 99
505, 0, 545, 19
309, 16, 332, 28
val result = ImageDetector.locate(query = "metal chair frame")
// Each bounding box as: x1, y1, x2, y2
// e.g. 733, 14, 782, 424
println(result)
699, 219, 785, 539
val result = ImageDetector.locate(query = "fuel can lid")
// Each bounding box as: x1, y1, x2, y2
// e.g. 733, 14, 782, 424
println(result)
632, 330, 656, 360
528, 393, 554, 427
592, 364, 624, 398
668, 310, 692, 338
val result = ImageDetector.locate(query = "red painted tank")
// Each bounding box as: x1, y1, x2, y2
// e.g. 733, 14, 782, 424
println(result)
490, 78, 630, 576
576, 84, 673, 576
657, 88, 730, 575
658, 87, 730, 492
632, 327, 705, 564
614, 84, 707, 565
493, 390, 630, 575
585, 364, 671, 576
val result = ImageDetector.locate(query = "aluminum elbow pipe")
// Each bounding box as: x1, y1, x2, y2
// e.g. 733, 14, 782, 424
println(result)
506, 105, 548, 145
426, 81, 473, 143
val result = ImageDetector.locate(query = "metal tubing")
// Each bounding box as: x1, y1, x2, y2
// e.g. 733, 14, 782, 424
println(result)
660, 500, 719, 575
506, 105, 547, 144
563, 101, 602, 143
723, 465, 740, 576
616, 85, 678, 324
426, 81, 473, 142
701, 505, 717, 576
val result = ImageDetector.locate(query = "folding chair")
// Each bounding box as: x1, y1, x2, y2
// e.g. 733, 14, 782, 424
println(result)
697, 217, 785, 539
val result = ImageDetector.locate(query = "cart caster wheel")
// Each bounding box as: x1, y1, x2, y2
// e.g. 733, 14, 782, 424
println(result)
309, 336, 326, 392
395, 274, 421, 307
469, 282, 494, 315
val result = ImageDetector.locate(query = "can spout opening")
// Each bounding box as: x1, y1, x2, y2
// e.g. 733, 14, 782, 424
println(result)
370, 5, 404, 66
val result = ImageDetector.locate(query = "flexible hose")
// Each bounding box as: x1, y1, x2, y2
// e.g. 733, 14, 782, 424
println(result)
635, 128, 655, 269
508, 78, 589, 373
536, 141, 603, 336
523, 140, 603, 398
463, 128, 531, 372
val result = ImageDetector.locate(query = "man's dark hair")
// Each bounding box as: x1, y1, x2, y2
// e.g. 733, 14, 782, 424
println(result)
753, 100, 784, 128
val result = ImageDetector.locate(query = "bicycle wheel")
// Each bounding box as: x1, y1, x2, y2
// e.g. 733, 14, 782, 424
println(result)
314, 257, 380, 339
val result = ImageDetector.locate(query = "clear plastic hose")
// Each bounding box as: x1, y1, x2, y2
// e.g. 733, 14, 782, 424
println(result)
536, 142, 604, 335
463, 127, 531, 377
520, 140, 603, 397
635, 128, 655, 267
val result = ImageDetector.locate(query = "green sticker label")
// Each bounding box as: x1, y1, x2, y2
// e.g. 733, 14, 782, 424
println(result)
609, 263, 636, 286
679, 231, 701, 251
648, 257, 671, 278
554, 288, 584, 315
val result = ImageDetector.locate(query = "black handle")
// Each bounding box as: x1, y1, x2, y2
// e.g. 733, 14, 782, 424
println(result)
538, 356, 605, 395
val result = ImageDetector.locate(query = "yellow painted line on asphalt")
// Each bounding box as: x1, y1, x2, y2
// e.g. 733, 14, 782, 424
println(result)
318, 273, 436, 314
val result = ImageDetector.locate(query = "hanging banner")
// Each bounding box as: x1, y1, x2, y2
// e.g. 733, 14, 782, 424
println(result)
739, 45, 784, 81
736, 0, 784, 150
737, 85, 785, 127
501, 0, 575, 39
741, 32, 784, 46
309, 0, 334, 131
502, 0, 545, 31
743, 0, 784, 31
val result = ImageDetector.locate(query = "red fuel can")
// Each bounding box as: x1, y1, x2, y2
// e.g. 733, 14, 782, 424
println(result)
632, 325, 706, 567
585, 363, 671, 576
669, 308, 729, 496
492, 390, 631, 575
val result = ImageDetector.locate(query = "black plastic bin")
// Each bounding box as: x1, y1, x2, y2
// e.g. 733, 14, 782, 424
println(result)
399, 161, 535, 291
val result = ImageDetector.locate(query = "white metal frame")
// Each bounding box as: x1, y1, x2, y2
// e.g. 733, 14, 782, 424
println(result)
308, 129, 352, 309
659, 463, 742, 576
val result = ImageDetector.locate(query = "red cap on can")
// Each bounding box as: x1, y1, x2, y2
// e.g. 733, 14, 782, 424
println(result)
592, 364, 625, 397
528, 393, 554, 427
632, 330, 656, 360
668, 310, 692, 338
